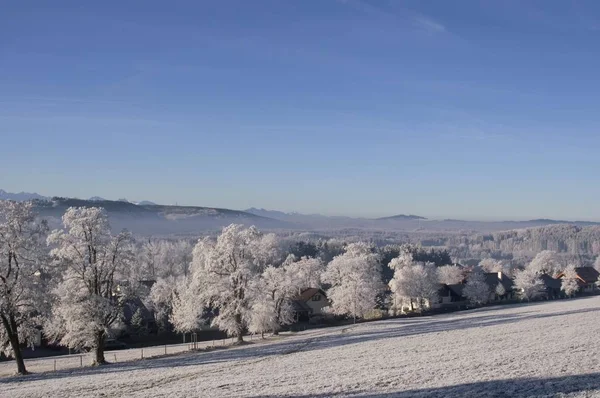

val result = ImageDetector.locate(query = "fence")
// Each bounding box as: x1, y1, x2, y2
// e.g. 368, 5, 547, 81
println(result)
0, 334, 263, 377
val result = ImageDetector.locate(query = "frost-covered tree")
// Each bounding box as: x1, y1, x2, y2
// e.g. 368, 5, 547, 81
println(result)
388, 251, 414, 272
169, 278, 204, 334
132, 239, 196, 332
165, 240, 194, 277
463, 267, 491, 305
253, 267, 292, 332
247, 298, 278, 338
116, 245, 153, 303
154, 240, 195, 278
139, 239, 162, 278
527, 250, 561, 277
561, 264, 580, 297
246, 255, 323, 336
437, 265, 464, 285
513, 269, 544, 301
139, 239, 194, 279
316, 238, 346, 263
130, 308, 148, 336
389, 254, 439, 312
131, 308, 143, 330
479, 258, 503, 273
148, 275, 181, 331
0, 201, 49, 374
594, 256, 600, 273
495, 283, 506, 298
480, 258, 516, 277
45, 207, 134, 365
285, 255, 325, 293
322, 242, 383, 322
190, 224, 278, 343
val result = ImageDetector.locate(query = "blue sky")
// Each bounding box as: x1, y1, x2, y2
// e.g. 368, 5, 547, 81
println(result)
2, 0, 600, 220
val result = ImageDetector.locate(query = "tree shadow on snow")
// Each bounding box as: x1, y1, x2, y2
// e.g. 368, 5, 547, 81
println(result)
2, 306, 600, 385
254, 372, 600, 398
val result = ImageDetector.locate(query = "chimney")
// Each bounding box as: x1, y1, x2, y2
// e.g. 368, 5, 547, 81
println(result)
498, 271, 502, 280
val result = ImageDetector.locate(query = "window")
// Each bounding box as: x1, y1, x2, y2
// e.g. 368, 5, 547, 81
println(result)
312, 294, 321, 302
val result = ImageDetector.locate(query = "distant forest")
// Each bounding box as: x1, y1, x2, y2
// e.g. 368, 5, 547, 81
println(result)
289, 224, 600, 268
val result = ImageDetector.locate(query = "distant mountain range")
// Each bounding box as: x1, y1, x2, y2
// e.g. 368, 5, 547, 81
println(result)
376, 214, 427, 221
243, 208, 600, 232
0, 189, 49, 202
245, 208, 426, 222
1, 189, 599, 235
0, 190, 157, 206
137, 200, 158, 206
30, 197, 288, 235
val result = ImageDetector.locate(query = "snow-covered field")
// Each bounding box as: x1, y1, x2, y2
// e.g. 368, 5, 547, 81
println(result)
0, 339, 239, 377
3, 297, 600, 398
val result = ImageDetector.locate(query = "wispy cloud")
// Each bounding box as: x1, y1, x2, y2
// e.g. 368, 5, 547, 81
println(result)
412, 15, 446, 34
335, 0, 400, 20
335, 0, 447, 35
439, 130, 508, 142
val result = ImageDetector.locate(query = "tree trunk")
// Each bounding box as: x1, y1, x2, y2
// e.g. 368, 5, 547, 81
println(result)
1, 314, 27, 375
10, 334, 27, 375
234, 313, 244, 343
8, 331, 26, 375
93, 331, 107, 365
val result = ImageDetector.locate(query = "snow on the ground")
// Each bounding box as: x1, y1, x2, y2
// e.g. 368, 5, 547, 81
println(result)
3, 297, 600, 398
0, 338, 247, 377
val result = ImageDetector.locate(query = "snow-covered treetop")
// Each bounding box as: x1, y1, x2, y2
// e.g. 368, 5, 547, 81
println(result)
479, 258, 503, 273
437, 265, 464, 285
0, 201, 48, 269
389, 252, 414, 271
284, 255, 324, 290
47, 207, 133, 295
526, 250, 562, 276
51, 207, 111, 247
192, 224, 279, 277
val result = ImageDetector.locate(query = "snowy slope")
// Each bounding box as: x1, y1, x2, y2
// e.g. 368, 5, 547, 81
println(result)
3, 297, 600, 397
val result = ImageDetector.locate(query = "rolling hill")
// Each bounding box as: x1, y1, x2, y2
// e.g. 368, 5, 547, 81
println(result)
2, 189, 599, 234
32, 198, 290, 235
